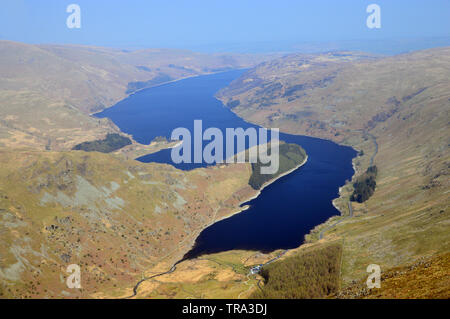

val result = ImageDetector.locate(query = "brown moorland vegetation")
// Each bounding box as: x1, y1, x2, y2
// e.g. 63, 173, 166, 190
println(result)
336, 253, 450, 299
0, 41, 279, 298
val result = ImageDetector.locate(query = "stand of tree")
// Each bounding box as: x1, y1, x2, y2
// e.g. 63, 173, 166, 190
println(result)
350, 165, 378, 203
252, 243, 342, 299
249, 143, 306, 190
72, 133, 132, 153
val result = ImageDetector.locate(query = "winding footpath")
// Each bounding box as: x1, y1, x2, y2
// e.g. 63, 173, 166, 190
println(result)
318, 201, 353, 239
125, 263, 179, 299
367, 133, 378, 167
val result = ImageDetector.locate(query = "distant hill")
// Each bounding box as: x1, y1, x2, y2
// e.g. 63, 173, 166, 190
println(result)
0, 40, 274, 151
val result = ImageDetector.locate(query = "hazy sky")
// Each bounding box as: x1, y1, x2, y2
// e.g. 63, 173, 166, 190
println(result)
1, 0, 449, 51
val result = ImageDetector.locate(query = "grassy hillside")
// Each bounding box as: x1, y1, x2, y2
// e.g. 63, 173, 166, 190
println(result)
336, 253, 450, 299
132, 250, 262, 299
0, 149, 256, 298
217, 48, 450, 291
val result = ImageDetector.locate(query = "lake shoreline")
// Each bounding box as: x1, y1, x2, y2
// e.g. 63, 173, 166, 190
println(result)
177, 154, 309, 261
217, 155, 308, 224
97, 70, 356, 267
90, 68, 248, 117
240, 155, 309, 207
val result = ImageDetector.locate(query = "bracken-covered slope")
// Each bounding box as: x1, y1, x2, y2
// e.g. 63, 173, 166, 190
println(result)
0, 41, 273, 298
0, 149, 256, 298
217, 48, 450, 288
336, 252, 450, 299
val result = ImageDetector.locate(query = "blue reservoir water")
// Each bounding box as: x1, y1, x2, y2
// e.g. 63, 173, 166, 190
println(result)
96, 70, 356, 259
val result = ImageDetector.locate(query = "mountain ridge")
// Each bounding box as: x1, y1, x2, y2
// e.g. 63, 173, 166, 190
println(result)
217, 47, 450, 287
0, 40, 275, 151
